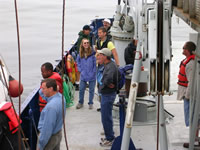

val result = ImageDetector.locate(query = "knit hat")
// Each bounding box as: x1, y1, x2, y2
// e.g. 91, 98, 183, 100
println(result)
83, 25, 91, 30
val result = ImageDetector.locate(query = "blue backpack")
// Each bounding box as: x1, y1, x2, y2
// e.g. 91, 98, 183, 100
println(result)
117, 64, 133, 90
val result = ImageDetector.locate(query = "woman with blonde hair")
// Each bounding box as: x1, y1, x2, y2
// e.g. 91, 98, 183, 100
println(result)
76, 38, 96, 109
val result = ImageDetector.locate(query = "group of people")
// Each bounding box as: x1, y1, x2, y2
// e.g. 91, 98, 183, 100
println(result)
0, 17, 198, 149
38, 19, 196, 149
73, 18, 120, 147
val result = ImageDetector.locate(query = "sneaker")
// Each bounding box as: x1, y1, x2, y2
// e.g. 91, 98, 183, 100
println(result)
76, 103, 83, 109
100, 139, 114, 147
100, 137, 106, 142
89, 104, 93, 109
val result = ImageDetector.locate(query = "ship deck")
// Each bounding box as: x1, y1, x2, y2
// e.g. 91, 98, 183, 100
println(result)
60, 90, 189, 150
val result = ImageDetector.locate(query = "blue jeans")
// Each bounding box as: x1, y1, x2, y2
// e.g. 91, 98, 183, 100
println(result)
79, 80, 96, 105
100, 92, 116, 141
184, 98, 190, 127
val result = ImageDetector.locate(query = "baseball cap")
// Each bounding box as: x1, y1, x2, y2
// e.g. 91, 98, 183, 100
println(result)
97, 48, 112, 57
103, 18, 111, 24
83, 25, 91, 30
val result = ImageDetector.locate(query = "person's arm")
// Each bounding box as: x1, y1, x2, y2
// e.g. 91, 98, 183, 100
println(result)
185, 61, 194, 99
92, 55, 97, 74
107, 41, 120, 66
76, 55, 82, 72
38, 108, 56, 150
111, 48, 120, 66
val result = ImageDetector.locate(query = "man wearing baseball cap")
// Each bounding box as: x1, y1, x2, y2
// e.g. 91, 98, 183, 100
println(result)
97, 48, 118, 147
102, 18, 112, 40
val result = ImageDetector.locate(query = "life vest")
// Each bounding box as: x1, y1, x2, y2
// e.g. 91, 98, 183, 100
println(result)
39, 72, 63, 112
0, 102, 21, 134
96, 37, 110, 50
177, 55, 195, 87
65, 54, 77, 84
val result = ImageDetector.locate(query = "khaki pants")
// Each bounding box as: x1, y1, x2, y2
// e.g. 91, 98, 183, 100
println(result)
37, 130, 62, 150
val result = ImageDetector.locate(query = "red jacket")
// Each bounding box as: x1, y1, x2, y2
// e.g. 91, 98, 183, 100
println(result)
177, 55, 195, 87
39, 72, 63, 112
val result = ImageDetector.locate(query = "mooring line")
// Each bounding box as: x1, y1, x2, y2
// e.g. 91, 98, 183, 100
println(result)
61, 0, 69, 149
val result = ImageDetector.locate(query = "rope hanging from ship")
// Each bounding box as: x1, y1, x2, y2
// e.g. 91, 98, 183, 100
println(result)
14, 0, 31, 149
60, 0, 69, 149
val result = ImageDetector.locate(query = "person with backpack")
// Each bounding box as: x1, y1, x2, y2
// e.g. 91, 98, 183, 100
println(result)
97, 48, 118, 147
76, 38, 96, 109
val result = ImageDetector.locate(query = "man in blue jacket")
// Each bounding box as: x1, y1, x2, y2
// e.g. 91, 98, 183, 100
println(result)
37, 78, 66, 150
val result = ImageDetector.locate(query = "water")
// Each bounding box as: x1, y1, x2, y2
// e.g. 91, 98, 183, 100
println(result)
0, 1, 197, 103
0, 0, 116, 102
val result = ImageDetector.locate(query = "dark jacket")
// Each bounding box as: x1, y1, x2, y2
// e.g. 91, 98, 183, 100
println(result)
106, 27, 112, 41
124, 41, 136, 65
99, 61, 118, 94
76, 31, 92, 53
96, 37, 110, 50
0, 112, 24, 150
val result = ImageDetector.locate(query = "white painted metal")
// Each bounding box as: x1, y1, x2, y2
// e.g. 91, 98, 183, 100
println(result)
0, 55, 9, 103
189, 33, 200, 150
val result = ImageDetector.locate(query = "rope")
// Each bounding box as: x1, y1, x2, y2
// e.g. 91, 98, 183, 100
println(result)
13, 0, 22, 149
61, 0, 69, 149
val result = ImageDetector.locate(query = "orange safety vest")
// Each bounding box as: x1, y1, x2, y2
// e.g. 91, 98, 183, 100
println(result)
177, 55, 195, 87
0, 102, 21, 134
65, 54, 77, 84
39, 72, 63, 112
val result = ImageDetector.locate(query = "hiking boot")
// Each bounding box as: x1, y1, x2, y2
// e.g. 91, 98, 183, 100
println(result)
183, 142, 200, 148
89, 104, 93, 109
76, 103, 83, 109
74, 84, 79, 91
183, 143, 189, 148
97, 108, 101, 112
100, 139, 114, 147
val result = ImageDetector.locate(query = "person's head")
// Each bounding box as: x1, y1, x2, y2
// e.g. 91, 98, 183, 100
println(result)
41, 62, 54, 79
97, 48, 111, 64
102, 18, 111, 30
98, 27, 107, 40
82, 25, 91, 35
79, 38, 92, 58
182, 41, 196, 57
41, 78, 57, 97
